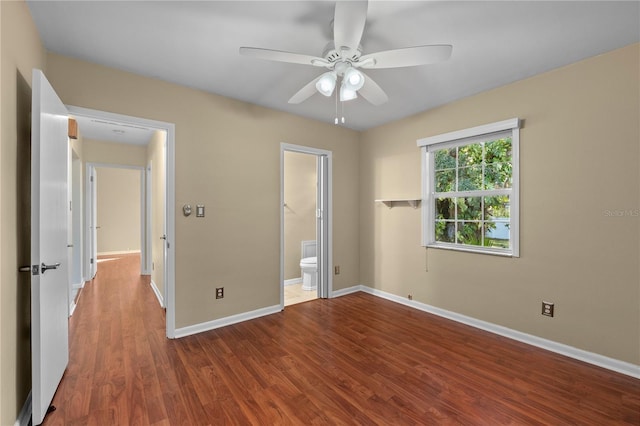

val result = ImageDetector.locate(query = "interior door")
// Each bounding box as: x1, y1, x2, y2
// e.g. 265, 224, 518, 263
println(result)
316, 155, 329, 298
67, 141, 73, 316
31, 69, 69, 425
87, 164, 97, 278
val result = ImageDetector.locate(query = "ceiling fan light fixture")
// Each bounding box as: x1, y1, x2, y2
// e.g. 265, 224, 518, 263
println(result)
316, 72, 337, 97
340, 84, 357, 102
343, 67, 364, 91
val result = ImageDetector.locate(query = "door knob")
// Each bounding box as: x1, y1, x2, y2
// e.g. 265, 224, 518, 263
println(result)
41, 262, 61, 274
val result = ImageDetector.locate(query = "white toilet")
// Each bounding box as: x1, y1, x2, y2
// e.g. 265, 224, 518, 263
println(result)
299, 240, 317, 291
299, 257, 317, 291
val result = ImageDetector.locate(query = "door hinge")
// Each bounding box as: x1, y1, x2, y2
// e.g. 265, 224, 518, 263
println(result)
90, 176, 94, 182
90, 258, 94, 264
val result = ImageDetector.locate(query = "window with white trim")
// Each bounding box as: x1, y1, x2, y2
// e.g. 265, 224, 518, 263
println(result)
418, 119, 520, 257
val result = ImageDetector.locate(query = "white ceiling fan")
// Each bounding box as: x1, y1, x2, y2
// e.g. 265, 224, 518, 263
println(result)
239, 0, 452, 106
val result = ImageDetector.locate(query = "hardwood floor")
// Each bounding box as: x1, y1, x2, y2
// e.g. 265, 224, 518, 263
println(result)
45, 254, 639, 425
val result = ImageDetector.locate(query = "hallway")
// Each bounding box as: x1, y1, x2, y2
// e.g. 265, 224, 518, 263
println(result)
46, 254, 167, 425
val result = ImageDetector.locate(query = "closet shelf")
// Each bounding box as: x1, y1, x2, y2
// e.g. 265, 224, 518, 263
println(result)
375, 199, 421, 209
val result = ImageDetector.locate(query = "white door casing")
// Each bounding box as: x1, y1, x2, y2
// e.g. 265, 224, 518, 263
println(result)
316, 154, 329, 299
31, 69, 70, 425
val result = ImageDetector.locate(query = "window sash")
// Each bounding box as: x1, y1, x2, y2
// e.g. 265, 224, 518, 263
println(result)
420, 119, 520, 257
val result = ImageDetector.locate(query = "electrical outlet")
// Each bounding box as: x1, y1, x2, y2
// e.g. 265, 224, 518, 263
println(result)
334, 265, 340, 275
542, 301, 554, 317
216, 287, 224, 299
408, 294, 413, 300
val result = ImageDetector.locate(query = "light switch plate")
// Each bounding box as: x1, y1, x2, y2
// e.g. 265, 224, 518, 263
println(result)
196, 205, 205, 217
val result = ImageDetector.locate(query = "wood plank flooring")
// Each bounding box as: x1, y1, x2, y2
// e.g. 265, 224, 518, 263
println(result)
44, 254, 640, 425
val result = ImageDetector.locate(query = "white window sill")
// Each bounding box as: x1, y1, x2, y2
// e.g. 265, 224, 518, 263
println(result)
426, 243, 516, 258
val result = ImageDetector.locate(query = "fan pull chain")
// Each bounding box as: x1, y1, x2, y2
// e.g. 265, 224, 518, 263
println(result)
341, 100, 345, 124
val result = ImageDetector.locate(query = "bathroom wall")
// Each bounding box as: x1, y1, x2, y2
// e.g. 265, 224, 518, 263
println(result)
96, 167, 142, 255
284, 151, 317, 281
359, 43, 640, 364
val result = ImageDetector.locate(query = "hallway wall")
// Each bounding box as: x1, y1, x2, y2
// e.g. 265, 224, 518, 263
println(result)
96, 167, 141, 255
147, 130, 166, 302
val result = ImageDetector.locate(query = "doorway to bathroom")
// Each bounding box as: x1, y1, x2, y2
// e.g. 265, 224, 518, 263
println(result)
280, 143, 332, 307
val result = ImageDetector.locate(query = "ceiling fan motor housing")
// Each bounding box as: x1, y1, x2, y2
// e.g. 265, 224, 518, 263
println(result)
322, 41, 363, 70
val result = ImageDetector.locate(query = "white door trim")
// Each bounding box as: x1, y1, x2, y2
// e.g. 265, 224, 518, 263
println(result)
68, 105, 176, 339
145, 163, 152, 275
85, 164, 97, 280
280, 143, 333, 309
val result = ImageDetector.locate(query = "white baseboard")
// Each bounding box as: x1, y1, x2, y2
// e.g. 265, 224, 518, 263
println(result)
284, 277, 302, 286
15, 391, 31, 426
174, 304, 282, 339
353, 285, 640, 379
69, 281, 84, 317
97, 250, 141, 256
331, 285, 362, 298
150, 280, 164, 308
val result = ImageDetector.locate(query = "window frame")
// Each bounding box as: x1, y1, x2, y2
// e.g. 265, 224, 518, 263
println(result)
418, 118, 520, 257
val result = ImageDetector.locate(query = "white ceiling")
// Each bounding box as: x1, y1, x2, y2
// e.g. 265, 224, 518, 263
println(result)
28, 1, 640, 135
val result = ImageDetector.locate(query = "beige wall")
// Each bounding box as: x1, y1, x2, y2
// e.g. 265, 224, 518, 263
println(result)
360, 43, 640, 364
45, 53, 361, 329
0, 0, 46, 423
284, 151, 317, 280
70, 132, 84, 285
96, 167, 141, 254
147, 130, 166, 300
82, 138, 146, 167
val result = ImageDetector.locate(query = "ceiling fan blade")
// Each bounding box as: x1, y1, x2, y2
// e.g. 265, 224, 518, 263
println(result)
239, 47, 329, 67
358, 45, 453, 69
333, 1, 368, 55
358, 73, 388, 106
288, 75, 322, 104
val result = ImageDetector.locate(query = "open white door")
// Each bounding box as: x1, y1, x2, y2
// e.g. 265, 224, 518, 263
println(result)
31, 69, 69, 425
316, 155, 329, 298
86, 164, 97, 279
